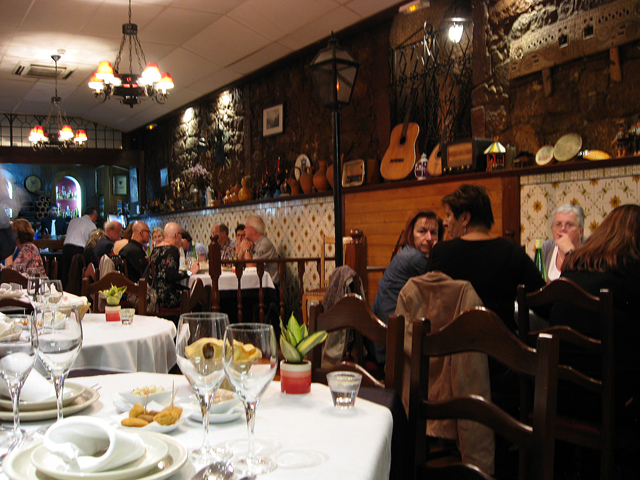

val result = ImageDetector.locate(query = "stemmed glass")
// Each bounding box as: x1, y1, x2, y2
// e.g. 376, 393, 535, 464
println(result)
0, 314, 37, 450
176, 312, 231, 463
36, 305, 82, 422
223, 323, 278, 476
40, 280, 63, 313
26, 269, 46, 309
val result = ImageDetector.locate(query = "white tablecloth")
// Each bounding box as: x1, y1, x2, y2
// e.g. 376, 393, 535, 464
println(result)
4, 373, 392, 480
71, 314, 177, 374
190, 267, 276, 290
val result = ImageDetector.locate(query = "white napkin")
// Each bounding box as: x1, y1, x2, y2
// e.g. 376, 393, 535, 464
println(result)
0, 369, 57, 402
44, 417, 146, 473
60, 292, 89, 307
0, 283, 12, 293
0, 320, 15, 338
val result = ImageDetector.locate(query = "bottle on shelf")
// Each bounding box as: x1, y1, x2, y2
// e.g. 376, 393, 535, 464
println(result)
534, 238, 548, 282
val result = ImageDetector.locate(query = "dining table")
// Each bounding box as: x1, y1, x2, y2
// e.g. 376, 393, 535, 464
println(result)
188, 267, 276, 290
72, 313, 177, 374
0, 372, 393, 480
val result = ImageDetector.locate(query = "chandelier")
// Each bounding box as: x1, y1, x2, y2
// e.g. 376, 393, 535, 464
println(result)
29, 54, 87, 152
89, 0, 174, 107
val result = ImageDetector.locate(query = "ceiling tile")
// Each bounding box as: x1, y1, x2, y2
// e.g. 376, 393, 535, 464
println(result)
159, 48, 221, 87
182, 16, 271, 67
228, 43, 293, 75
18, 0, 101, 35
228, 0, 339, 41
139, 7, 221, 46
78, 1, 165, 39
278, 6, 361, 50
345, 0, 402, 17
187, 69, 243, 96
168, 0, 247, 15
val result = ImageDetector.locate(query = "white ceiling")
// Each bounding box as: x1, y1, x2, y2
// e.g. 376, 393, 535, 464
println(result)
0, 0, 403, 133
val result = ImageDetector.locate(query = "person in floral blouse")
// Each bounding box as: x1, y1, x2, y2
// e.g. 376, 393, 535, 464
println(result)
7, 219, 46, 276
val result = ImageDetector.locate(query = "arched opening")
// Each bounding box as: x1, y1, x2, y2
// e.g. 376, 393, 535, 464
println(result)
55, 176, 82, 219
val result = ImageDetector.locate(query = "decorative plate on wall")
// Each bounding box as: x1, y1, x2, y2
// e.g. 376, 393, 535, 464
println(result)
535, 145, 555, 166
294, 154, 312, 180
24, 175, 42, 193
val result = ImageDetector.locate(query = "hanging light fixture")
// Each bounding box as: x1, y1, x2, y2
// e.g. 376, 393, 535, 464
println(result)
29, 54, 87, 152
443, 0, 472, 43
89, 0, 174, 107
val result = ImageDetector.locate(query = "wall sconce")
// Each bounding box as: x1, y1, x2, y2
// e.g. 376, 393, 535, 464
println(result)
443, 0, 472, 43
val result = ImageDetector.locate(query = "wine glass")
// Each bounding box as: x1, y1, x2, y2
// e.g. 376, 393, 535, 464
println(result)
36, 305, 82, 422
0, 314, 37, 450
26, 269, 47, 308
223, 323, 278, 476
176, 312, 231, 463
40, 280, 63, 312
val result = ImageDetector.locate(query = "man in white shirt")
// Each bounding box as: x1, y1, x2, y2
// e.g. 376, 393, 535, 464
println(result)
61, 207, 98, 288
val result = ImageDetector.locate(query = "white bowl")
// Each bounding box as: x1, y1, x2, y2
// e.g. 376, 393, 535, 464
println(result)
119, 389, 172, 406
209, 389, 241, 414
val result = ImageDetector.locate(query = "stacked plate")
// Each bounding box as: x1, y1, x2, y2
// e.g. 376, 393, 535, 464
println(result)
0, 383, 99, 421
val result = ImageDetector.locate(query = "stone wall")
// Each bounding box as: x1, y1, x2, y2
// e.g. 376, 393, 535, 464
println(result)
473, 0, 640, 155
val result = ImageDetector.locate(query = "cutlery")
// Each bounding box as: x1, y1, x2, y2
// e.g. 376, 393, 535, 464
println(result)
190, 461, 234, 480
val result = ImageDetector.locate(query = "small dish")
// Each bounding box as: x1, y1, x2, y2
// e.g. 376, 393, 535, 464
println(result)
554, 133, 582, 162
29, 430, 168, 480
117, 410, 186, 434
189, 405, 244, 424
0, 383, 85, 412
119, 388, 172, 406
209, 390, 241, 414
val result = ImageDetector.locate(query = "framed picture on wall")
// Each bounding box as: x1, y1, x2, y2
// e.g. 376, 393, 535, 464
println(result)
263, 104, 283, 136
113, 174, 127, 196
129, 167, 139, 203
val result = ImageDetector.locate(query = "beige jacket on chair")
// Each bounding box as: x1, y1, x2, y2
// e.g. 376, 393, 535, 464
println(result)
396, 271, 495, 474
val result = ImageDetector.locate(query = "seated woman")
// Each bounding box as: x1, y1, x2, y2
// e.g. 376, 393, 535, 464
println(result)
543, 203, 585, 281
426, 184, 546, 333
7, 219, 46, 276
371, 210, 442, 363
149, 222, 198, 309
149, 227, 164, 255
551, 204, 640, 428
113, 223, 133, 255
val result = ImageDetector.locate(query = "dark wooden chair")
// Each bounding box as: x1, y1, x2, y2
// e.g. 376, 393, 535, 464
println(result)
308, 293, 404, 391
180, 278, 211, 314
0, 268, 28, 287
409, 307, 560, 480
517, 279, 614, 479
43, 256, 59, 280
81, 271, 147, 315
0, 296, 33, 314
82, 262, 97, 284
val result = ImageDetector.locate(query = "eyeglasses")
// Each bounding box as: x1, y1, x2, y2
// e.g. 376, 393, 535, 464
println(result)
141, 229, 150, 234
553, 222, 579, 230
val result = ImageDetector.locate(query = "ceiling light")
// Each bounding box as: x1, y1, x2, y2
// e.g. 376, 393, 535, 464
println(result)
29, 54, 87, 152
89, 0, 173, 107
443, 0, 472, 43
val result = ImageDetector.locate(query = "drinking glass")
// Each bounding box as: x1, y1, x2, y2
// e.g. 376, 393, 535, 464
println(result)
223, 323, 278, 476
176, 312, 231, 463
36, 305, 82, 422
40, 280, 63, 312
0, 314, 37, 449
26, 270, 47, 308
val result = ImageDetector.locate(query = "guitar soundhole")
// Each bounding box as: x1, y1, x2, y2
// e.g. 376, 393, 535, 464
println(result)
399, 136, 407, 145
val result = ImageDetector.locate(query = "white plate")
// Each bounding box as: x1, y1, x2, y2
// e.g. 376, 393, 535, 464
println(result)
0, 385, 99, 422
117, 408, 187, 433
0, 383, 85, 412
294, 154, 312, 180
535, 145, 554, 166
4, 431, 187, 480
189, 405, 244, 424
0, 291, 26, 298
30, 430, 168, 480
119, 389, 172, 406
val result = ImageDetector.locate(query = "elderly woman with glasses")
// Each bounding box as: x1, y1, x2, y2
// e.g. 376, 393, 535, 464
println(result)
542, 203, 585, 281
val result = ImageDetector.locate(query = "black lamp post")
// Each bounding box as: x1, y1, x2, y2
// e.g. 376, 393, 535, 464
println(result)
309, 33, 359, 267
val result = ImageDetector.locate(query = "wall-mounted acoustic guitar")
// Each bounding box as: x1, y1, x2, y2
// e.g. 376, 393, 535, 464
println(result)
380, 93, 419, 181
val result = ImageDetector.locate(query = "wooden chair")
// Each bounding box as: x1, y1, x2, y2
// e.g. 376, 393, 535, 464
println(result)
409, 307, 560, 480
82, 262, 97, 284
0, 268, 28, 288
517, 279, 614, 479
0, 296, 33, 314
43, 256, 59, 280
180, 278, 211, 314
308, 293, 404, 391
81, 271, 147, 315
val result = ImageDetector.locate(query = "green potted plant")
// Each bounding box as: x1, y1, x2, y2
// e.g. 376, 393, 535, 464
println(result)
279, 313, 327, 394
101, 284, 127, 322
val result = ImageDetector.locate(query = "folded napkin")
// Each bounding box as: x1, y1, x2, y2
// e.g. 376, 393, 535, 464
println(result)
0, 320, 18, 339
44, 417, 146, 473
60, 292, 89, 307
0, 369, 60, 402
0, 283, 12, 293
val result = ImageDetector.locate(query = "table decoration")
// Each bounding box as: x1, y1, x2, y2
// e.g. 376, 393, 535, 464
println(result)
279, 313, 326, 394
101, 285, 127, 322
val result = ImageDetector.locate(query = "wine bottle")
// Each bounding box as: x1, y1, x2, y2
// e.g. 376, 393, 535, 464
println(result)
534, 238, 547, 282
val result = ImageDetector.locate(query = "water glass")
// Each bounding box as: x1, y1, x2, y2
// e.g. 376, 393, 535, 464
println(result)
120, 308, 135, 326
176, 312, 231, 463
326, 371, 362, 408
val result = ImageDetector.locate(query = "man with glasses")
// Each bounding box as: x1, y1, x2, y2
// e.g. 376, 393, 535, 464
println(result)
238, 215, 279, 285
542, 203, 585, 281
120, 221, 151, 282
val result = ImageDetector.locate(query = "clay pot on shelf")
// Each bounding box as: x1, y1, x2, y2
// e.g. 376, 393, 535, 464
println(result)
300, 166, 314, 194
238, 176, 253, 202
286, 167, 301, 196
326, 162, 334, 190
313, 160, 330, 192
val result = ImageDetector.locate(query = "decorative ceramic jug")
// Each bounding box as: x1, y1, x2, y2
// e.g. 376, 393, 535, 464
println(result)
326, 162, 334, 190
313, 160, 330, 192
300, 166, 314, 194
238, 176, 253, 201
286, 167, 301, 196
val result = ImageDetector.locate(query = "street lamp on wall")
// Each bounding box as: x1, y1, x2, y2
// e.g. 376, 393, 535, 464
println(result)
309, 32, 359, 267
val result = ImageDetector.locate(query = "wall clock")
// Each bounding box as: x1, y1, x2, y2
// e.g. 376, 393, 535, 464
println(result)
24, 175, 42, 193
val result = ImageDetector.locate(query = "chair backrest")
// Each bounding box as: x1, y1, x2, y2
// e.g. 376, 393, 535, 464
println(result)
320, 234, 335, 289
516, 278, 614, 479
0, 268, 28, 287
0, 297, 33, 314
409, 307, 560, 480
82, 262, 97, 284
309, 293, 404, 391
43, 256, 59, 280
82, 271, 147, 315
180, 278, 211, 314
